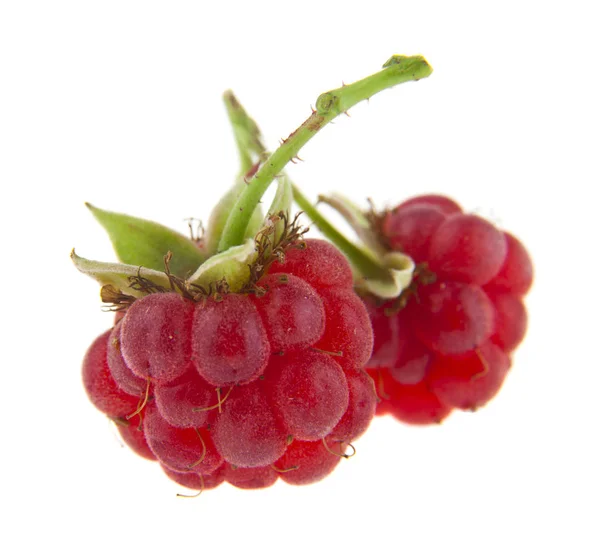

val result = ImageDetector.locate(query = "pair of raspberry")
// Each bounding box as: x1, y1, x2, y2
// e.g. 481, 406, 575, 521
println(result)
82, 238, 377, 491
365, 194, 532, 424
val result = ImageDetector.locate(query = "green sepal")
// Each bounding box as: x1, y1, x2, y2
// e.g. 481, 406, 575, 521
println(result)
317, 192, 387, 256
358, 251, 415, 299
187, 237, 256, 292
86, 203, 206, 277
71, 250, 172, 297
203, 184, 263, 255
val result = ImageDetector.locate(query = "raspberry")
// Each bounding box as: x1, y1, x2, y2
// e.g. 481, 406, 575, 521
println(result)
82, 330, 141, 419
120, 293, 195, 383
191, 294, 270, 387
83, 236, 374, 486
362, 194, 531, 424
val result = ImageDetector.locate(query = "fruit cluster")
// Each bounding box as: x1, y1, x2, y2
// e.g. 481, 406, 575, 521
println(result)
76, 56, 532, 495
82, 238, 377, 492
364, 194, 532, 424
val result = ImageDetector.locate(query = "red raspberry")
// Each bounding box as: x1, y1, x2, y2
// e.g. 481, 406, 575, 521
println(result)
365, 194, 531, 424
82, 238, 375, 489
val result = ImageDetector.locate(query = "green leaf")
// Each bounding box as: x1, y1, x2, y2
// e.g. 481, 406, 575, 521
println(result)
86, 203, 206, 277
71, 250, 172, 297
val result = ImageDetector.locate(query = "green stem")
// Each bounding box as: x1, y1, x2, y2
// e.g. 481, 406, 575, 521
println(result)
218, 55, 433, 252
292, 184, 391, 281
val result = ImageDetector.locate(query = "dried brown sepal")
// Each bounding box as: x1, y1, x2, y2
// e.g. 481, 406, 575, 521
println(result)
241, 211, 308, 294
100, 285, 137, 312
365, 199, 392, 252
101, 252, 231, 311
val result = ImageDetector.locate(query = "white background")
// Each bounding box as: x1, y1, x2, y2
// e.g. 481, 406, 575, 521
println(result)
1, 1, 598, 542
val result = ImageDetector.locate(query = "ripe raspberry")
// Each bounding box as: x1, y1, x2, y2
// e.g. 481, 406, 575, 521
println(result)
82, 232, 374, 489
364, 194, 531, 424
